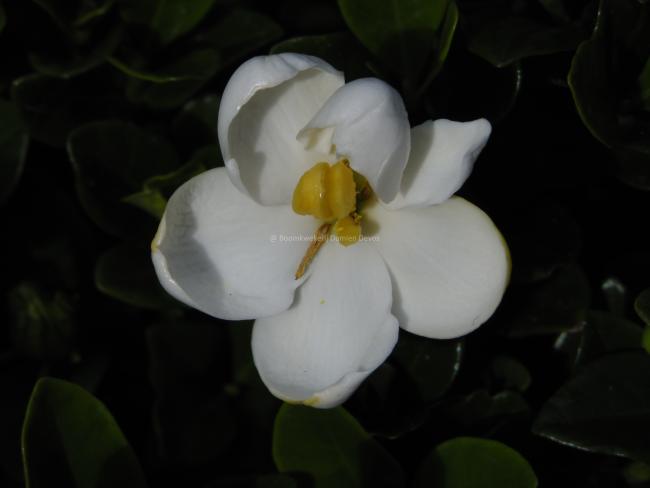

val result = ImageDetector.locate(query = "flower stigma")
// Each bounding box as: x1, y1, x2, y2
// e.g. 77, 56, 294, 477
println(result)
292, 159, 374, 279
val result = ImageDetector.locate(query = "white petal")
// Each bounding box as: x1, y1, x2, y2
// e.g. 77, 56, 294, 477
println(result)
152, 167, 317, 320
299, 78, 410, 204
387, 119, 492, 209
368, 197, 510, 339
218, 53, 344, 205
252, 242, 398, 408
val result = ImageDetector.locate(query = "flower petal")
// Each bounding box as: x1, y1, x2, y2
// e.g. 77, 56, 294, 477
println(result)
218, 53, 344, 205
299, 78, 410, 204
252, 241, 398, 408
387, 119, 492, 209
368, 197, 510, 339
152, 167, 316, 320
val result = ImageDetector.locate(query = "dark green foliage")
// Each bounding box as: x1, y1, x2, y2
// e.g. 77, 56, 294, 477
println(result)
1, 0, 649, 486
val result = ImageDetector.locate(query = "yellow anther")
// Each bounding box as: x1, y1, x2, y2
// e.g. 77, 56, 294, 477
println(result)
326, 160, 356, 219
292, 160, 356, 222
292, 162, 332, 220
334, 215, 361, 247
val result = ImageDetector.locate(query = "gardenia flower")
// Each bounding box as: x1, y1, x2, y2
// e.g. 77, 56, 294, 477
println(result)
151, 53, 510, 408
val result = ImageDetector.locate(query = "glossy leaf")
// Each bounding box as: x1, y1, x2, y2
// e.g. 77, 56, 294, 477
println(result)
124, 49, 219, 109
392, 331, 462, 402
569, 36, 617, 147
575, 311, 643, 366
635, 288, 650, 326
601, 277, 627, 316
95, 244, 178, 309
490, 356, 531, 392
468, 16, 585, 68
0, 1, 5, 33
508, 263, 591, 336
198, 9, 283, 67
8, 282, 75, 361
414, 437, 538, 488
120, 0, 216, 45
172, 95, 221, 155
568, 1, 650, 190
273, 404, 404, 488
204, 474, 298, 488
445, 390, 530, 428
271, 33, 372, 81
67, 120, 178, 236
533, 352, 650, 463
338, 0, 453, 87
123, 144, 218, 219
639, 57, 650, 110
22, 377, 147, 488
147, 321, 235, 465
12, 73, 124, 147
29, 24, 123, 79
0, 98, 28, 204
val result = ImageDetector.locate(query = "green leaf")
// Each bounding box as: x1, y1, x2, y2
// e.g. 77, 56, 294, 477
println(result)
0, 1, 6, 34
533, 352, 650, 463
172, 95, 221, 154
414, 437, 538, 488
8, 282, 75, 361
392, 331, 462, 402
574, 311, 643, 366
120, 0, 216, 45
538, 0, 571, 22
639, 57, 650, 110
123, 144, 218, 218
147, 321, 236, 465
445, 390, 530, 428
123, 49, 219, 109
67, 120, 178, 236
22, 377, 147, 488
0, 98, 29, 204
12, 73, 124, 147
635, 288, 650, 326
601, 276, 627, 316
197, 9, 283, 67
468, 16, 585, 68
490, 356, 531, 392
508, 263, 591, 336
28, 23, 124, 79
95, 243, 178, 309
273, 404, 404, 488
270, 33, 373, 81
205, 474, 298, 488
568, 1, 650, 190
569, 36, 618, 148
338, 0, 453, 88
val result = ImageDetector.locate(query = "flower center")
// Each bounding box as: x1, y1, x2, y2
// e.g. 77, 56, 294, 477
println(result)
292, 159, 373, 279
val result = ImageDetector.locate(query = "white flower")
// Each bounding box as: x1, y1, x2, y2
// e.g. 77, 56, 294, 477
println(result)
151, 53, 510, 408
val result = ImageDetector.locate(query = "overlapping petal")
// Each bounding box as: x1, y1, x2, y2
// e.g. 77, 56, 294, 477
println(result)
299, 78, 411, 204
251, 241, 398, 408
367, 197, 510, 339
152, 168, 315, 320
218, 53, 344, 205
388, 119, 492, 209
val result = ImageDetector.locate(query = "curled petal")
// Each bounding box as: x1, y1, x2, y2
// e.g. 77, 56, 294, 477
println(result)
252, 242, 398, 408
388, 119, 492, 209
299, 78, 410, 204
152, 168, 315, 320
368, 197, 510, 339
218, 53, 344, 205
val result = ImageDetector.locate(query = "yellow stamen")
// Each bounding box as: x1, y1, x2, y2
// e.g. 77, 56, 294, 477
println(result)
292, 159, 356, 222
333, 215, 361, 247
295, 223, 331, 279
